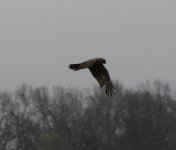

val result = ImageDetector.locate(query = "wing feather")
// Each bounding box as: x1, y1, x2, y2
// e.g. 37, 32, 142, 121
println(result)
89, 64, 114, 96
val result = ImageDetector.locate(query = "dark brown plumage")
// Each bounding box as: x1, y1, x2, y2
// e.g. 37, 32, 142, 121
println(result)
69, 58, 114, 96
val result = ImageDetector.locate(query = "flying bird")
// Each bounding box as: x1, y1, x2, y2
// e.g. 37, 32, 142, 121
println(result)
69, 58, 114, 96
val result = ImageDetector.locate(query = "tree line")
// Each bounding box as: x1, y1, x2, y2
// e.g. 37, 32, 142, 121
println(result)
0, 80, 176, 150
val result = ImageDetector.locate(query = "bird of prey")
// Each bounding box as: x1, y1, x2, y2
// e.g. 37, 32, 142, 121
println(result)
69, 58, 114, 96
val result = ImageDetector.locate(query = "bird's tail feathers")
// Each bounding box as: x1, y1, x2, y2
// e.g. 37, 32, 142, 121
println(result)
69, 64, 80, 71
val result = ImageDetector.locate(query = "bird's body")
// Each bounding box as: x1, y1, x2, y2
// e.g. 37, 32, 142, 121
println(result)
69, 58, 114, 96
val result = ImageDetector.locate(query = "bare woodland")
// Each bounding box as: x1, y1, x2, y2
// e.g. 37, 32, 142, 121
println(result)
0, 80, 176, 150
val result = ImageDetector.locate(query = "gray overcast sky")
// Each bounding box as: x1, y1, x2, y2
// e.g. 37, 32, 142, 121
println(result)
0, 0, 176, 91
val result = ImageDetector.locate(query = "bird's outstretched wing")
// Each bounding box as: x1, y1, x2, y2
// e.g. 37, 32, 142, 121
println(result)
89, 64, 114, 96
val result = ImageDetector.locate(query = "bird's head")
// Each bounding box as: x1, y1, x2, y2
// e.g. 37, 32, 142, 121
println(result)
99, 58, 106, 64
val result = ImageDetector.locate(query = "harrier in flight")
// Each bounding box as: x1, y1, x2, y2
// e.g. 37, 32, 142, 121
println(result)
69, 58, 114, 96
